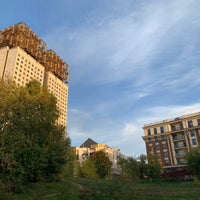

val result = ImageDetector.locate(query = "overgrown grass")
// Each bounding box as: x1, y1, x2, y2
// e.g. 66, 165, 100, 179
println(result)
0, 177, 200, 199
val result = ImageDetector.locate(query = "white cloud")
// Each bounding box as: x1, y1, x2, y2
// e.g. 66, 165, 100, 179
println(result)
122, 124, 139, 136
44, 0, 200, 156
44, 0, 200, 90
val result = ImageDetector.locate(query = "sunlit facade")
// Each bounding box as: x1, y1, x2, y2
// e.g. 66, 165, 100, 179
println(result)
0, 23, 69, 128
143, 112, 200, 170
75, 138, 121, 172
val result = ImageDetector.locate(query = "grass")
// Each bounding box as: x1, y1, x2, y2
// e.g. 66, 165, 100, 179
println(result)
0, 178, 200, 200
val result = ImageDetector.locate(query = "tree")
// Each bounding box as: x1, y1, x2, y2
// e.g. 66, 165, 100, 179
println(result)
77, 158, 98, 179
91, 151, 112, 178
118, 157, 139, 181
186, 147, 200, 179
147, 154, 161, 179
138, 154, 148, 179
0, 80, 71, 191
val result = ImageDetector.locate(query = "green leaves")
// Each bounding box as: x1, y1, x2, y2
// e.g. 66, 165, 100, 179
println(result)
91, 151, 112, 178
0, 80, 70, 192
186, 147, 200, 179
77, 151, 112, 179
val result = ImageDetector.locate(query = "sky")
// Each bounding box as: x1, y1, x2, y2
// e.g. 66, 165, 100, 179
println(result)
1, 0, 200, 156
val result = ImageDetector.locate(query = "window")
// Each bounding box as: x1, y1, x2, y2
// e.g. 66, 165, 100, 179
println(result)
172, 125, 176, 131
161, 135, 166, 141
164, 159, 169, 166
154, 128, 157, 134
147, 129, 151, 136
155, 137, 158, 142
188, 120, 193, 128
183, 141, 186, 147
192, 138, 197, 146
162, 143, 167, 149
156, 144, 160, 151
173, 134, 178, 140
149, 147, 153, 152
160, 126, 164, 133
163, 152, 168, 158
197, 119, 200, 126
181, 133, 185, 139
189, 130, 195, 137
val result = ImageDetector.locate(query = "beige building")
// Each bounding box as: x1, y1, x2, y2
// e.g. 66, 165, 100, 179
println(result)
44, 71, 68, 126
0, 22, 69, 128
75, 138, 121, 170
143, 112, 200, 171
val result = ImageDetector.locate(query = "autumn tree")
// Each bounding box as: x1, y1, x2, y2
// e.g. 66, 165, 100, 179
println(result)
0, 80, 71, 191
91, 151, 112, 178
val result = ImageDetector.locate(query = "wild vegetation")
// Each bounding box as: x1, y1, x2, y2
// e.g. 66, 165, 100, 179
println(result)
186, 147, 200, 180
0, 80, 200, 199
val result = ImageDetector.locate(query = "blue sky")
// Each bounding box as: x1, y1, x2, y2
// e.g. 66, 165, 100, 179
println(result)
1, 0, 200, 156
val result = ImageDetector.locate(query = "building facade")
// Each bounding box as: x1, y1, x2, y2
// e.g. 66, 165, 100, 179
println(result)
0, 22, 69, 127
143, 112, 200, 171
75, 138, 121, 171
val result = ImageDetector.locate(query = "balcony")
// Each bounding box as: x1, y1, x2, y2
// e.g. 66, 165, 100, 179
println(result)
175, 153, 186, 158
174, 142, 187, 149
177, 159, 187, 165
172, 135, 185, 141
171, 126, 184, 132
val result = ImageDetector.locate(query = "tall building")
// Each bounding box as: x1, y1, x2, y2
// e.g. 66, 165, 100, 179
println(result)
142, 112, 200, 173
0, 22, 69, 128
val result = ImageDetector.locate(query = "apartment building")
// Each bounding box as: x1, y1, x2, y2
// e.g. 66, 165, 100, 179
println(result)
0, 22, 69, 127
75, 138, 121, 170
142, 112, 200, 172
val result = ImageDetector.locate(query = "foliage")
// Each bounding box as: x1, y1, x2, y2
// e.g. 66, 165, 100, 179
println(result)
77, 158, 98, 179
147, 154, 162, 178
118, 157, 139, 181
186, 147, 200, 179
1, 176, 200, 199
63, 147, 76, 178
138, 154, 148, 179
0, 80, 71, 192
91, 151, 112, 178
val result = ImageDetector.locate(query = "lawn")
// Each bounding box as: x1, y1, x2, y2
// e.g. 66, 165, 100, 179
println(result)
0, 178, 200, 200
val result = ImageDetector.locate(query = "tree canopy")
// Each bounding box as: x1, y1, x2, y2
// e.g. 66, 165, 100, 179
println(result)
91, 151, 112, 178
0, 80, 71, 191
186, 147, 200, 179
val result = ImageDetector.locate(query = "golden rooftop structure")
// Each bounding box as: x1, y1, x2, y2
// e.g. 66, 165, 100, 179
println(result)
0, 22, 69, 83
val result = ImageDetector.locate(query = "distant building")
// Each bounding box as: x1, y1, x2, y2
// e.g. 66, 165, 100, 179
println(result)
142, 112, 200, 177
75, 138, 122, 172
0, 22, 69, 127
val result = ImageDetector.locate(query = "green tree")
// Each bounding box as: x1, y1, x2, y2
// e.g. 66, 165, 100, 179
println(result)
118, 157, 139, 181
147, 154, 161, 179
77, 158, 98, 179
138, 154, 148, 179
0, 80, 71, 191
91, 151, 112, 178
186, 147, 200, 179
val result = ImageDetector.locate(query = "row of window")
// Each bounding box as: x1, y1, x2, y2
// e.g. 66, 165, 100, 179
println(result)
149, 143, 167, 152
148, 126, 164, 135
148, 135, 167, 143
148, 118, 200, 136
